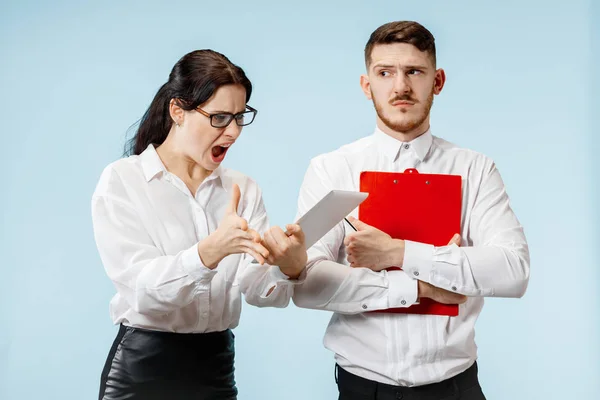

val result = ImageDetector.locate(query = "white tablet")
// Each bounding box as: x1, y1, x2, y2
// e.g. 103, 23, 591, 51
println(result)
296, 190, 369, 249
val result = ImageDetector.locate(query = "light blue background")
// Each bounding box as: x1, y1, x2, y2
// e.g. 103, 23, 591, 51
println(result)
1, 0, 598, 399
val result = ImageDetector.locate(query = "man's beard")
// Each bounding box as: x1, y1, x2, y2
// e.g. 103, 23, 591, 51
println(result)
372, 89, 434, 133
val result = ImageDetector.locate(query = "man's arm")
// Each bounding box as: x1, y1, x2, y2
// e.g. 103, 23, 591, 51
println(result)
292, 158, 465, 314
347, 160, 529, 298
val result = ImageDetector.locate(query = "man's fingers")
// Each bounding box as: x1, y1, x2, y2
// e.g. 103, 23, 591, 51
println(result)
343, 236, 350, 247
346, 216, 369, 231
431, 287, 467, 304
344, 233, 357, 247
448, 233, 461, 246
446, 293, 467, 304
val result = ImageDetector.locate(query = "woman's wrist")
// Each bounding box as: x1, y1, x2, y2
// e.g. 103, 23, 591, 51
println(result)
197, 234, 223, 269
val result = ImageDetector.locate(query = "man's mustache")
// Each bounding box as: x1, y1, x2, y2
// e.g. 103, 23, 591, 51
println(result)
389, 95, 417, 104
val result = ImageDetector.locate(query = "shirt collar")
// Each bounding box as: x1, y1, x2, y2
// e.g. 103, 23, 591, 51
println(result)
139, 144, 166, 182
373, 126, 433, 162
139, 143, 223, 187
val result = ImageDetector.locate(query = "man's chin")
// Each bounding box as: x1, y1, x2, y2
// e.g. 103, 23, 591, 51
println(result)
382, 117, 420, 133
373, 100, 430, 134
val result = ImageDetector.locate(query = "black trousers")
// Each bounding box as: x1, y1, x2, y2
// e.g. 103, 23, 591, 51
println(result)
99, 324, 237, 400
336, 362, 486, 400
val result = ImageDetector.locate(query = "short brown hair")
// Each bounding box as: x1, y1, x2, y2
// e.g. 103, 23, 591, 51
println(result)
364, 21, 436, 68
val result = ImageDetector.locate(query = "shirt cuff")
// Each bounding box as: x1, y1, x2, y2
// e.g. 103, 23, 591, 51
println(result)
259, 265, 307, 298
182, 244, 218, 285
387, 270, 418, 308
402, 240, 435, 282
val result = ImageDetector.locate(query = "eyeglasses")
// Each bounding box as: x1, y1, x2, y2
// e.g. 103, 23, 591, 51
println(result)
195, 105, 258, 128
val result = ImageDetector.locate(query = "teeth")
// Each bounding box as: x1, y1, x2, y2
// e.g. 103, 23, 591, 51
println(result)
221, 144, 231, 148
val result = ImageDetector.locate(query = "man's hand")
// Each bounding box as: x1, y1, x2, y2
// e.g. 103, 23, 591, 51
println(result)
344, 218, 467, 304
417, 281, 467, 304
344, 216, 404, 271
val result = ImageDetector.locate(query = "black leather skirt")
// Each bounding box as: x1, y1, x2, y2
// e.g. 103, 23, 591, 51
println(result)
99, 324, 237, 400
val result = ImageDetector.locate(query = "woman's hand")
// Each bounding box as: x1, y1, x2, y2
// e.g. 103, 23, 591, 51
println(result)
262, 224, 307, 279
198, 184, 270, 269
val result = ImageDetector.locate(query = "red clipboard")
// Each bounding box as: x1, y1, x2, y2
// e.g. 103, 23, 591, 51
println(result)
359, 169, 462, 316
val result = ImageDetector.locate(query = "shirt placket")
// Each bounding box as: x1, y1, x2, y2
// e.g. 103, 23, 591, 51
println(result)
391, 143, 423, 384
163, 172, 214, 332
193, 181, 215, 332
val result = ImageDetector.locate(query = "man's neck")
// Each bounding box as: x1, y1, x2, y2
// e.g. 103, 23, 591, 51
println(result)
376, 118, 430, 142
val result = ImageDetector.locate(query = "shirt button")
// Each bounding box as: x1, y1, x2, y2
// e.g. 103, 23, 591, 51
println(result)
404, 144, 410, 150
401, 300, 406, 305
362, 304, 367, 310
413, 271, 419, 277
452, 286, 457, 291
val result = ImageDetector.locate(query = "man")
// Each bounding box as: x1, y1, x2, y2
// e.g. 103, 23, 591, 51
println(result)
291, 21, 530, 400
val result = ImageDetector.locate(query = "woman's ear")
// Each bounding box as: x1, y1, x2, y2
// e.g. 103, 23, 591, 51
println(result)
169, 98, 185, 126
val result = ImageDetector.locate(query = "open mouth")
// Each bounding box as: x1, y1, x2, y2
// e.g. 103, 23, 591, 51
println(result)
211, 143, 231, 163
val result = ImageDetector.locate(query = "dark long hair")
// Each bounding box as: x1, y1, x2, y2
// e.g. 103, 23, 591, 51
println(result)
125, 50, 253, 156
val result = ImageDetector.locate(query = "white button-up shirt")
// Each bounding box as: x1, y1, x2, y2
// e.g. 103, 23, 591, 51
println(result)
92, 144, 292, 333
291, 127, 530, 386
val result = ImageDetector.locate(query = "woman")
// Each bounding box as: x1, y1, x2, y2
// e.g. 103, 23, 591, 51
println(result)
92, 49, 307, 400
